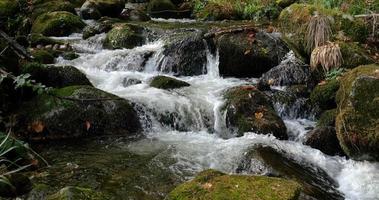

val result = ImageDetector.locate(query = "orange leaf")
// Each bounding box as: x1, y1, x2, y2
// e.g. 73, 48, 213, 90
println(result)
255, 112, 264, 120
30, 121, 44, 133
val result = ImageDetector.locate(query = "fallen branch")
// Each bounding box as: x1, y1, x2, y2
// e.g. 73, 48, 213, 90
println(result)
0, 30, 33, 61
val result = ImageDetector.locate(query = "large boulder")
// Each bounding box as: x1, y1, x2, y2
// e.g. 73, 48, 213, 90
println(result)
31, 11, 85, 36
80, 0, 126, 20
259, 51, 313, 86
103, 23, 144, 49
31, 1, 76, 20
22, 63, 92, 88
15, 85, 141, 141
335, 64, 379, 161
304, 127, 345, 156
150, 76, 190, 89
159, 32, 207, 76
310, 79, 340, 111
215, 30, 289, 78
222, 86, 288, 139
167, 169, 302, 200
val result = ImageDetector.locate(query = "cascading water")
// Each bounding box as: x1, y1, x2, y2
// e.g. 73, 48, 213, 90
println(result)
53, 22, 379, 200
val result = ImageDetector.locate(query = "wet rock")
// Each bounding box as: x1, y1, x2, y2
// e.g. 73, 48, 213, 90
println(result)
159, 31, 206, 76
103, 24, 144, 49
317, 109, 337, 127
310, 79, 340, 111
335, 64, 379, 161
223, 86, 288, 139
31, 49, 55, 64
80, 0, 126, 20
15, 85, 141, 141
82, 23, 113, 39
167, 169, 302, 200
215, 30, 289, 78
62, 52, 79, 60
147, 0, 177, 19
120, 5, 151, 22
0, 174, 32, 198
31, 11, 85, 37
150, 76, 190, 89
122, 77, 142, 87
48, 186, 105, 200
22, 63, 92, 88
259, 52, 313, 86
305, 127, 344, 156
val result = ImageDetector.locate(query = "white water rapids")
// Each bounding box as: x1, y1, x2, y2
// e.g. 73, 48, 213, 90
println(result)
53, 29, 379, 200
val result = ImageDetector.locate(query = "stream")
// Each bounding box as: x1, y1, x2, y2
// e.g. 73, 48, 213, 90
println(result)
34, 19, 379, 200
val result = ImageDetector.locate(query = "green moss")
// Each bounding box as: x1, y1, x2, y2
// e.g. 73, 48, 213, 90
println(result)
0, 0, 19, 18
310, 79, 340, 110
31, 49, 55, 64
317, 109, 337, 127
103, 24, 144, 49
29, 34, 63, 47
48, 186, 105, 200
62, 52, 79, 60
168, 169, 302, 200
31, 1, 76, 20
338, 42, 373, 69
150, 76, 190, 89
31, 11, 85, 36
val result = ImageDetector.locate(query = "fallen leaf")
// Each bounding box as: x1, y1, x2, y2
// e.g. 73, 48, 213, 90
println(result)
85, 121, 91, 131
255, 112, 264, 120
202, 182, 213, 189
30, 121, 44, 133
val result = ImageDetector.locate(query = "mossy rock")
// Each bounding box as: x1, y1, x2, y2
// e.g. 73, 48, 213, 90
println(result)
223, 86, 288, 139
80, 0, 126, 19
48, 186, 105, 200
338, 42, 374, 69
147, 0, 176, 17
62, 52, 79, 60
0, 0, 19, 18
167, 169, 302, 200
31, 49, 55, 64
31, 1, 76, 20
31, 11, 85, 36
22, 63, 92, 88
317, 109, 337, 127
304, 126, 344, 156
103, 23, 144, 49
150, 75, 190, 89
335, 64, 379, 161
29, 34, 63, 47
310, 79, 340, 110
15, 85, 141, 141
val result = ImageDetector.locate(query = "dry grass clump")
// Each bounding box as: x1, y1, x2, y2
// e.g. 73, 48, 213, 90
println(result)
306, 14, 332, 53
310, 42, 343, 73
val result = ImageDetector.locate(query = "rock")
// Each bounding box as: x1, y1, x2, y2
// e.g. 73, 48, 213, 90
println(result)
167, 169, 302, 200
82, 23, 112, 39
260, 51, 313, 86
317, 109, 337, 127
150, 76, 190, 89
62, 52, 79, 60
48, 186, 104, 200
215, 30, 289, 78
120, 7, 150, 21
159, 32, 207, 76
27, 184, 50, 200
80, 0, 126, 20
339, 42, 374, 69
310, 79, 340, 111
223, 86, 288, 139
0, 0, 19, 19
0, 174, 32, 198
305, 127, 344, 156
31, 1, 76, 20
147, 0, 177, 19
31, 11, 85, 37
22, 63, 92, 88
15, 85, 141, 141
122, 77, 142, 87
31, 49, 55, 64
103, 23, 144, 49
335, 64, 379, 161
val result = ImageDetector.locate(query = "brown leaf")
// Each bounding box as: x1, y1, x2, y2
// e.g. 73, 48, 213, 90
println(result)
202, 182, 213, 190
30, 121, 44, 133
244, 49, 251, 55
255, 112, 264, 120
85, 121, 91, 131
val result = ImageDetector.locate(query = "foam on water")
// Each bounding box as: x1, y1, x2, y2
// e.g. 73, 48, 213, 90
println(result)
54, 34, 379, 200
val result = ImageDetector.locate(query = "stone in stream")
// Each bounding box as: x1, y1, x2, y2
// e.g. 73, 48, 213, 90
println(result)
22, 63, 92, 88
31, 49, 55, 64
15, 85, 141, 141
222, 86, 288, 139
335, 64, 379, 161
304, 126, 345, 156
214, 30, 289, 78
167, 169, 302, 200
80, 0, 126, 20
150, 75, 190, 89
82, 22, 113, 39
103, 23, 145, 49
159, 31, 207, 76
31, 11, 85, 37
238, 146, 344, 200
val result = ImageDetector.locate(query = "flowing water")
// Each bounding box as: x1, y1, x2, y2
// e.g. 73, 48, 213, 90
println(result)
41, 20, 379, 200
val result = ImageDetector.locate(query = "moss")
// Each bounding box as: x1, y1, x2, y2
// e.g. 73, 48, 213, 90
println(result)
29, 34, 63, 47
31, 11, 85, 36
317, 109, 337, 127
310, 79, 340, 110
150, 76, 190, 90
103, 24, 144, 49
338, 42, 374, 69
168, 169, 302, 200
62, 52, 79, 60
48, 186, 104, 200
31, 49, 55, 64
31, 1, 76, 20
0, 0, 19, 18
